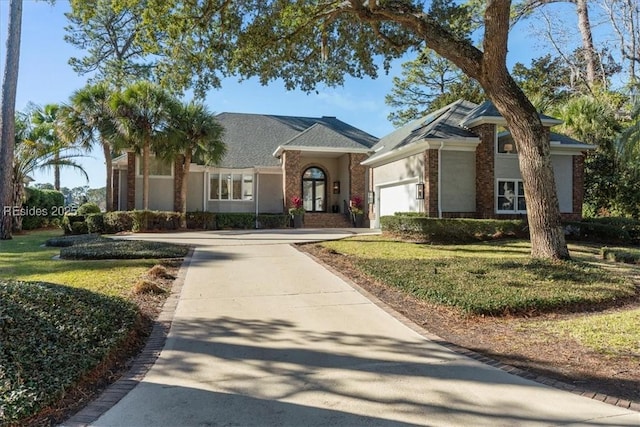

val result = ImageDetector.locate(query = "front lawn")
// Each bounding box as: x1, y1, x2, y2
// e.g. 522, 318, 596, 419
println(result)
0, 230, 185, 425
320, 236, 636, 316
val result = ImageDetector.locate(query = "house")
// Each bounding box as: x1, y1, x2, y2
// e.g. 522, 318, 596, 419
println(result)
111, 100, 592, 229
111, 113, 378, 228
363, 100, 594, 228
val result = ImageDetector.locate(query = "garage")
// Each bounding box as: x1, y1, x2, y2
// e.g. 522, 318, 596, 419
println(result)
379, 182, 420, 217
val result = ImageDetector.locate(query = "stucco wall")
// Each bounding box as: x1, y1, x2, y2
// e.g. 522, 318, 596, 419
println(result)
135, 177, 174, 211
373, 153, 424, 186
256, 173, 284, 213
552, 155, 573, 213
441, 151, 476, 212
186, 171, 204, 211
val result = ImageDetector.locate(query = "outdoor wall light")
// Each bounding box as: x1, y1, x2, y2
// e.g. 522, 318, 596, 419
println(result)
416, 183, 425, 200
368, 191, 375, 204
333, 181, 340, 194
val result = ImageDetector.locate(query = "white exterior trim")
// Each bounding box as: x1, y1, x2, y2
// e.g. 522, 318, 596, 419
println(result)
273, 145, 371, 157
362, 138, 480, 167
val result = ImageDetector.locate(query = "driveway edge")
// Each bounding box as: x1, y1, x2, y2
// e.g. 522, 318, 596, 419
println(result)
294, 244, 640, 413
62, 248, 195, 427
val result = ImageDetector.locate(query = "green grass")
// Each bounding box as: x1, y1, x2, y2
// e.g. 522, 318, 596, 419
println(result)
320, 236, 636, 315
0, 230, 186, 423
535, 309, 640, 356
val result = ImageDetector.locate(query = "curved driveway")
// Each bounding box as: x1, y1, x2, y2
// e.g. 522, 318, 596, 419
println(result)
86, 229, 637, 426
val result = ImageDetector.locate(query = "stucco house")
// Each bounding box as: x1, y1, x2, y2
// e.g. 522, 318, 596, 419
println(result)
111, 99, 592, 228
364, 100, 594, 228
111, 113, 377, 228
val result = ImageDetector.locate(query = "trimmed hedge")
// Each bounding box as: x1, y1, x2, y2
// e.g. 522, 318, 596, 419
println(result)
380, 215, 529, 243
601, 247, 640, 264
21, 188, 65, 230
76, 202, 101, 216
583, 217, 640, 244
45, 234, 103, 247
60, 239, 189, 260
563, 221, 632, 244
66, 210, 291, 234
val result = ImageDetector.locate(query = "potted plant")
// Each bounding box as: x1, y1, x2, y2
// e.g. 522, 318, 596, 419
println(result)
289, 196, 305, 228
349, 195, 364, 227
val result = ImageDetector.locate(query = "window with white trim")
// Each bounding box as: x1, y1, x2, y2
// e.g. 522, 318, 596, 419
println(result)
497, 180, 526, 213
137, 156, 172, 176
497, 128, 517, 154
209, 172, 253, 201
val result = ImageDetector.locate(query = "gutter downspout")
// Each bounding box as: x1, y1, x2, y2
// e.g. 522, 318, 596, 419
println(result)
438, 142, 444, 219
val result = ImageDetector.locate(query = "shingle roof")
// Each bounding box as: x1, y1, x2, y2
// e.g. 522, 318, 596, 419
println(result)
461, 100, 562, 127
213, 113, 378, 168
368, 100, 479, 162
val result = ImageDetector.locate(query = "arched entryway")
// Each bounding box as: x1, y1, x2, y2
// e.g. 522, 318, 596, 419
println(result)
302, 167, 326, 212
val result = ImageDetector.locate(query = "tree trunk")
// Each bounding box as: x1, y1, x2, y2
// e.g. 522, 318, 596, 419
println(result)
0, 0, 23, 240
11, 177, 23, 232
54, 152, 61, 190
102, 140, 113, 211
180, 150, 191, 229
575, 0, 598, 87
142, 135, 150, 210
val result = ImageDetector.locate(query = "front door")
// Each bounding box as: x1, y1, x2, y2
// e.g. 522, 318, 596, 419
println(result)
302, 167, 326, 212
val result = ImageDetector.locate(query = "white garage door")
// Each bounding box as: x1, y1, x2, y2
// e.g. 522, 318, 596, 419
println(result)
379, 183, 420, 217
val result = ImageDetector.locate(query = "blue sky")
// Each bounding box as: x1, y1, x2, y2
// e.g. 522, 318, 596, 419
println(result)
1, 0, 568, 190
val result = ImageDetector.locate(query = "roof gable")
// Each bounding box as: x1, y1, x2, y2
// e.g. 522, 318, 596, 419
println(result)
213, 113, 377, 168
461, 100, 563, 127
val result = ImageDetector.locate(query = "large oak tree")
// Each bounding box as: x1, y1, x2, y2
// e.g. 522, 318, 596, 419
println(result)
107, 0, 571, 258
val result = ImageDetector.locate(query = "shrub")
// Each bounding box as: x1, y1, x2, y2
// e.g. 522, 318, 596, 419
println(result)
60, 239, 189, 260
186, 211, 217, 229
216, 213, 255, 229
86, 213, 105, 234
21, 188, 65, 230
103, 211, 134, 233
582, 217, 640, 244
380, 216, 529, 243
563, 221, 631, 244
61, 214, 87, 235
256, 214, 289, 229
130, 210, 183, 232
132, 279, 166, 295
76, 202, 101, 216
44, 234, 102, 247
601, 247, 640, 264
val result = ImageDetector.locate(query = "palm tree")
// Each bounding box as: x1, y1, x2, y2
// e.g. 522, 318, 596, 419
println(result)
31, 103, 67, 190
111, 81, 178, 210
165, 101, 225, 227
12, 112, 88, 231
60, 83, 121, 211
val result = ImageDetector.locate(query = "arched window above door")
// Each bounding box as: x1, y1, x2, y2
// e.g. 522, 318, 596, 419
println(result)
302, 167, 326, 212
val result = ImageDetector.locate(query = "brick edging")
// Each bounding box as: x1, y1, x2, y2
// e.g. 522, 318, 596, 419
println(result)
295, 245, 640, 413
62, 248, 195, 427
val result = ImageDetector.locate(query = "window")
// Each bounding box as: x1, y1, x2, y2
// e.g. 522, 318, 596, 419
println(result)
302, 167, 326, 212
497, 129, 517, 154
209, 172, 254, 201
138, 156, 172, 176
497, 180, 526, 213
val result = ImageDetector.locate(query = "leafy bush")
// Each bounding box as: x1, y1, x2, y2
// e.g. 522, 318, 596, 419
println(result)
44, 233, 103, 247
21, 188, 65, 230
601, 247, 640, 264
104, 211, 134, 233
131, 210, 183, 232
583, 217, 640, 244
62, 214, 88, 235
0, 280, 138, 423
185, 211, 217, 230
216, 213, 255, 229
256, 214, 289, 229
380, 216, 529, 243
60, 239, 189, 260
86, 213, 105, 234
76, 202, 101, 216
563, 221, 631, 244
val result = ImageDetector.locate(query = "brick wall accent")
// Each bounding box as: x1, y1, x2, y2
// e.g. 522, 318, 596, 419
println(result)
127, 152, 136, 211
572, 154, 585, 220
173, 154, 184, 212
349, 153, 368, 204
471, 124, 496, 218
423, 149, 439, 217
283, 150, 302, 212
112, 169, 120, 211
368, 166, 375, 220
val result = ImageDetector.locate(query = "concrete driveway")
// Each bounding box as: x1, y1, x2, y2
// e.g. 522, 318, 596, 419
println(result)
73, 229, 638, 426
